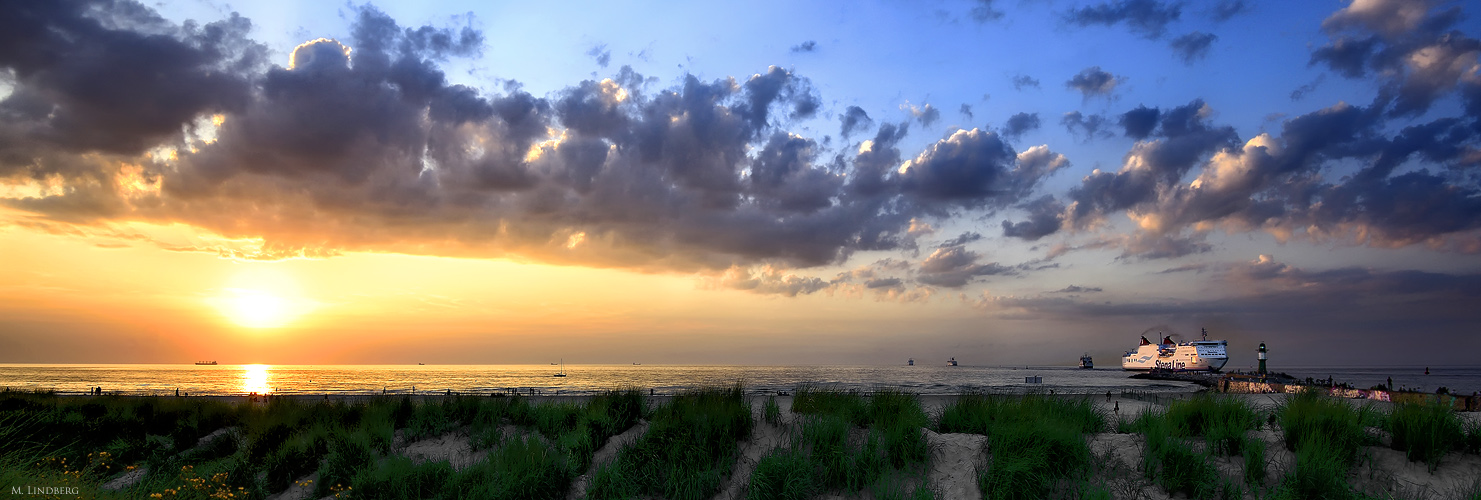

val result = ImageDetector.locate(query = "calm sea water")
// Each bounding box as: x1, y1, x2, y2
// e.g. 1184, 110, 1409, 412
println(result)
1, 364, 1476, 397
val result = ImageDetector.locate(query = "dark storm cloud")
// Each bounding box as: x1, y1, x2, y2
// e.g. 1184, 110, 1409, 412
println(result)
1066, 67, 1121, 98
1011, 74, 1041, 91
1118, 105, 1160, 139
0, 0, 264, 156
1210, 0, 1249, 22
1065, 0, 1183, 39
917, 245, 1014, 288
839, 106, 874, 139
1062, 111, 1113, 140
970, 0, 1005, 22
1169, 32, 1216, 63
1001, 195, 1065, 241
790, 40, 817, 53
1310, 1, 1481, 117
1002, 112, 1041, 138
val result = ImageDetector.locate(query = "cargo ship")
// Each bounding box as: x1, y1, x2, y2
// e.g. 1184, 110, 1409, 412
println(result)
1121, 328, 1227, 372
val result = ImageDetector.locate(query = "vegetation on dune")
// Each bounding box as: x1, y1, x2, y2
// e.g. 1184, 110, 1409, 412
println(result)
1387, 400, 1467, 471
748, 387, 933, 499
0, 388, 647, 500
587, 385, 751, 500
935, 393, 1103, 500
1268, 390, 1380, 500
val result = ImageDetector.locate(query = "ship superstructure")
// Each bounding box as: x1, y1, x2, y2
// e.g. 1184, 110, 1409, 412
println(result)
1121, 328, 1228, 372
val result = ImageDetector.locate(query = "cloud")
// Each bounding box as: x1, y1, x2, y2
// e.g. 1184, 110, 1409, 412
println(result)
8, 2, 1037, 277
711, 264, 831, 297
1210, 0, 1250, 22
970, 0, 1005, 22
1065, 0, 1183, 39
1066, 67, 1121, 98
1001, 195, 1065, 241
790, 40, 817, 53
1002, 112, 1041, 138
940, 231, 984, 247
903, 103, 941, 127
1118, 105, 1160, 139
960, 104, 975, 120
1054, 285, 1103, 293
1321, 0, 1430, 39
0, 1, 264, 156
1289, 75, 1326, 101
1011, 74, 1041, 90
586, 44, 611, 67
839, 106, 875, 139
1309, 1, 1481, 116
1169, 32, 1217, 63
917, 245, 1014, 288
1062, 111, 1113, 140
897, 130, 1068, 213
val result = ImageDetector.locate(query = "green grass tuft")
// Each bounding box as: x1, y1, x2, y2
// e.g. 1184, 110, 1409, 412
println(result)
1387, 401, 1465, 471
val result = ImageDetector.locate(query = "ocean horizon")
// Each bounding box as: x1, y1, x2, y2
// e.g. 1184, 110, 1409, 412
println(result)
3, 363, 1478, 398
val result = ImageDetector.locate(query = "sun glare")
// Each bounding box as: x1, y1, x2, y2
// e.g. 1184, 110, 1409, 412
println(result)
210, 267, 314, 329
241, 364, 271, 394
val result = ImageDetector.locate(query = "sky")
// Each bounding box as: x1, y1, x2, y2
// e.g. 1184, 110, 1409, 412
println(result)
1, 0, 1478, 367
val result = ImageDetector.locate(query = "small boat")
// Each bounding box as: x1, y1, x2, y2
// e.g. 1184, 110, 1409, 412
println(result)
553, 359, 567, 377
418, 363, 425, 365
1079, 354, 1093, 369
907, 358, 914, 366
947, 357, 958, 366
633, 362, 641, 365
195, 361, 217, 365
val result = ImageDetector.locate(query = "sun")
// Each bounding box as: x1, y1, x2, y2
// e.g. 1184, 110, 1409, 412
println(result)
223, 289, 292, 328
210, 267, 314, 329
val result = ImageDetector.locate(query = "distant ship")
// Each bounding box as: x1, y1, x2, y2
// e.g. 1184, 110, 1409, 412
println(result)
1079, 354, 1093, 369
907, 358, 914, 366
947, 357, 958, 366
553, 359, 567, 377
195, 361, 217, 365
1122, 328, 1227, 372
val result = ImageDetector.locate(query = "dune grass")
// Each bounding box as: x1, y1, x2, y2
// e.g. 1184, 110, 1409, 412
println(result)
1387, 401, 1467, 471
757, 387, 932, 498
1267, 390, 1380, 500
0, 388, 649, 499
587, 386, 751, 500
934, 393, 1103, 500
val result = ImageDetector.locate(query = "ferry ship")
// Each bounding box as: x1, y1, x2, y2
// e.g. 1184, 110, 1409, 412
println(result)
1079, 354, 1093, 369
947, 357, 958, 366
195, 361, 217, 365
1121, 328, 1227, 372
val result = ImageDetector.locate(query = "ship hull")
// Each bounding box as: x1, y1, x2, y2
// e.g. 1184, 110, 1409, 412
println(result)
1121, 341, 1228, 372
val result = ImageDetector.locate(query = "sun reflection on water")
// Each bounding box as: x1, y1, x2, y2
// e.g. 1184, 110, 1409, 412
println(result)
241, 364, 272, 394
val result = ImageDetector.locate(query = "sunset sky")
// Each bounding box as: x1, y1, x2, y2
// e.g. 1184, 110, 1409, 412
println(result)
2, 0, 1478, 367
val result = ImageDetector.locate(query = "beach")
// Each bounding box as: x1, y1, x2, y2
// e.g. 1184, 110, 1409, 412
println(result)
3, 387, 1480, 500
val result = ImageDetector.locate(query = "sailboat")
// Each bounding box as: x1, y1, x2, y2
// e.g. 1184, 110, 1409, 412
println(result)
553, 359, 567, 377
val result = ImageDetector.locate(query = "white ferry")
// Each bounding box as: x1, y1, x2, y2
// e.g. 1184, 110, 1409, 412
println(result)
1122, 328, 1228, 372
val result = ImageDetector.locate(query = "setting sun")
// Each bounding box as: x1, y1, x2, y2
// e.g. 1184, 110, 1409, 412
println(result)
209, 267, 314, 329
221, 289, 291, 328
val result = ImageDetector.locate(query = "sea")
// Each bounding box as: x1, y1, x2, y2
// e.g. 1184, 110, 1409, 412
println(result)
0, 364, 1477, 398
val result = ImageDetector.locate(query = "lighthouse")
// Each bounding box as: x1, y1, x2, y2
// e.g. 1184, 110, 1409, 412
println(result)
1258, 342, 1267, 375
